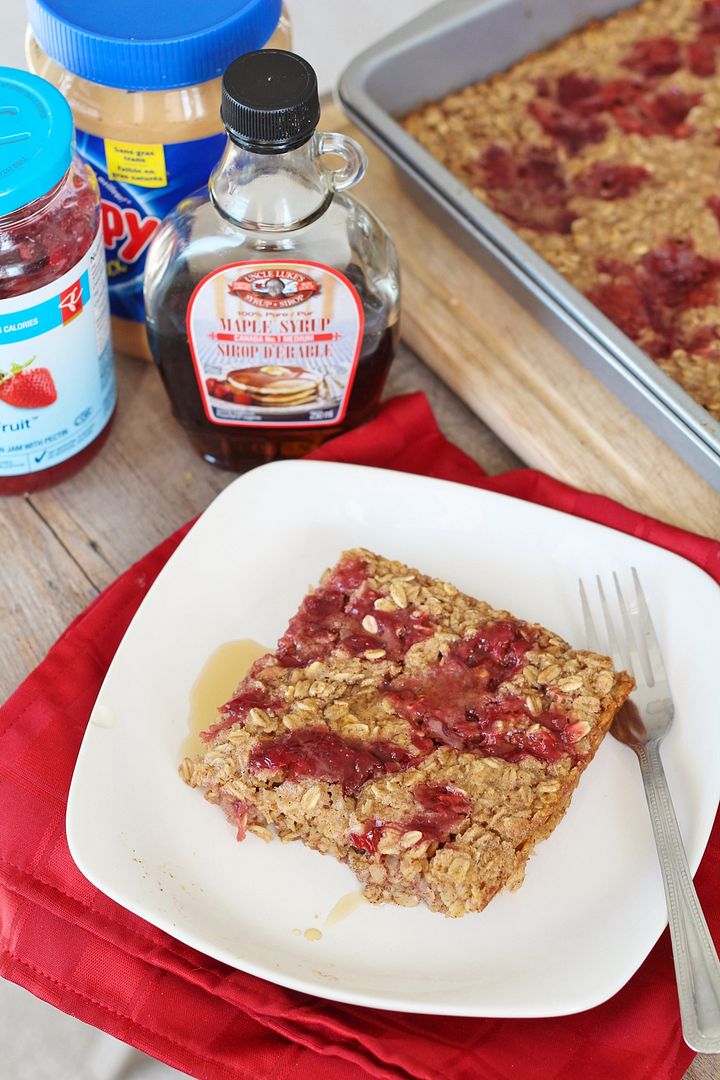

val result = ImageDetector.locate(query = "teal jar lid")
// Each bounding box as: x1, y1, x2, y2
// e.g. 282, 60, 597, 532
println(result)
0, 68, 73, 218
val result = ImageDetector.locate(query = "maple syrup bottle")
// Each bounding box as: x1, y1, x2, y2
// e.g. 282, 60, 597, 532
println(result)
144, 50, 400, 470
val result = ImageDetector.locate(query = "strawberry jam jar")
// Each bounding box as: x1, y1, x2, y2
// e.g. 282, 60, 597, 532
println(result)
0, 69, 115, 495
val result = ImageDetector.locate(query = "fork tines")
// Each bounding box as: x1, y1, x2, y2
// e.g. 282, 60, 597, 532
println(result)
579, 569, 666, 691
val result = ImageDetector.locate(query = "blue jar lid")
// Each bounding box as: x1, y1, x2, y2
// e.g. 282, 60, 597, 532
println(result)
27, 0, 284, 92
0, 68, 73, 218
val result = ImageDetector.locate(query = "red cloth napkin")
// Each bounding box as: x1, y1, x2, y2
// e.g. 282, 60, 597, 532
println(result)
2, 392, 718, 1080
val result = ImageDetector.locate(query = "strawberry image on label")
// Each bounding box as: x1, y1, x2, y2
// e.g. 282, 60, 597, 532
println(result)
0, 356, 58, 409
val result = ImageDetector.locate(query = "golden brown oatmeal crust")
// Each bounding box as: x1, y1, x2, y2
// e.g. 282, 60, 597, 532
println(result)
185, 548, 633, 916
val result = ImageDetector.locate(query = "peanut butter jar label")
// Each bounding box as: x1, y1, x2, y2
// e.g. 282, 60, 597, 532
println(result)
75, 129, 226, 324
186, 261, 364, 428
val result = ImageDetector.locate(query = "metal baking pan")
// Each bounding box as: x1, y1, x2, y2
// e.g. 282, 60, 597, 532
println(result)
338, 0, 720, 492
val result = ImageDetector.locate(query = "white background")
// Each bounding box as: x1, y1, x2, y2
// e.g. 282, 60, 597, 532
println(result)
0, 1, 435, 1077
0, 0, 438, 95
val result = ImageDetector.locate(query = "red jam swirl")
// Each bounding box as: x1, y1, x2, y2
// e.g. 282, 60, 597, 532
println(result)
275, 559, 435, 668
405, 782, 472, 838
201, 684, 281, 741
219, 794, 252, 841
386, 621, 534, 747
468, 697, 578, 763
247, 726, 414, 795
383, 621, 581, 765
349, 782, 472, 854
210, 599, 579, 806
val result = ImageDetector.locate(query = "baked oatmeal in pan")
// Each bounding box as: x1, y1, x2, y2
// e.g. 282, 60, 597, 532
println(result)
183, 549, 632, 917
403, 0, 720, 420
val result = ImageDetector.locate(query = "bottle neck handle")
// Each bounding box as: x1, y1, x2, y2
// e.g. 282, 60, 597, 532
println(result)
209, 131, 367, 233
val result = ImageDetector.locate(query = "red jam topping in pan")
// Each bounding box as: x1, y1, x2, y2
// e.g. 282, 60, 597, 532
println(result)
687, 37, 717, 75
622, 37, 683, 77
612, 87, 700, 138
527, 100, 608, 155
470, 145, 577, 233
699, 0, 720, 34
587, 238, 720, 359
573, 162, 649, 200
527, 67, 701, 154
471, 146, 649, 235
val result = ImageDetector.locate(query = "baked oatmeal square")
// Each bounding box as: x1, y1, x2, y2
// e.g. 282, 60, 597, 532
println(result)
184, 548, 632, 917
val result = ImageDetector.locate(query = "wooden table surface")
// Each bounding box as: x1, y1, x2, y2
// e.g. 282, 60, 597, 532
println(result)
3, 112, 719, 1079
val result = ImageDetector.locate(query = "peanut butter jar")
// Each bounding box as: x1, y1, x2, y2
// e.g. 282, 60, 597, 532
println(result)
26, 0, 291, 360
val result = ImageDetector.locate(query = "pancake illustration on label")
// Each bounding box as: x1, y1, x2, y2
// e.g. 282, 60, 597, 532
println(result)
226, 365, 324, 410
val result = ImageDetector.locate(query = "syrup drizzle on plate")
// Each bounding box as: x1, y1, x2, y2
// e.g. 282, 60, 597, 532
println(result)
181, 639, 268, 759
324, 891, 365, 928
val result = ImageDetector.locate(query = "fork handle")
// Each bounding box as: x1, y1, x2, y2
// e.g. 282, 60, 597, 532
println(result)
638, 740, 720, 1053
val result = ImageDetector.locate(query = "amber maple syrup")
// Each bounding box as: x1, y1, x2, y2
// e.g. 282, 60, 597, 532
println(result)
181, 638, 267, 759
324, 891, 365, 928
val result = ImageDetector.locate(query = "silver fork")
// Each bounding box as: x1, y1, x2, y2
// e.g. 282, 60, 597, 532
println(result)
580, 569, 720, 1053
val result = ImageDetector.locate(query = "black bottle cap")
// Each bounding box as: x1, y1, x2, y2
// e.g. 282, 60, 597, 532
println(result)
221, 50, 321, 154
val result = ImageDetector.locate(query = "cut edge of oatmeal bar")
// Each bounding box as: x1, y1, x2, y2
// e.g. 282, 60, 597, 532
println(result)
183, 547, 634, 917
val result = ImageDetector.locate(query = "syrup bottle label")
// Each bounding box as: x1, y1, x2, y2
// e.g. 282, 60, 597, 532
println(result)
186, 260, 365, 428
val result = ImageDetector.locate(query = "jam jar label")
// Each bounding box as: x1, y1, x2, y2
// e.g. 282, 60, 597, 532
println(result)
75, 129, 226, 323
187, 260, 364, 428
0, 227, 115, 476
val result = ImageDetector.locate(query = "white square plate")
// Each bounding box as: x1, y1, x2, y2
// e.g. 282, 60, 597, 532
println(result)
67, 460, 720, 1017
